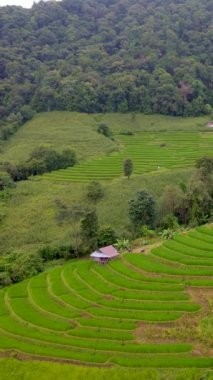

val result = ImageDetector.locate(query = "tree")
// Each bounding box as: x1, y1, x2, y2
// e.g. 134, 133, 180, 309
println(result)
97, 123, 112, 138
80, 208, 99, 251
0, 0, 212, 119
10, 252, 43, 283
98, 225, 117, 247
86, 181, 104, 204
123, 159, 133, 179
55, 200, 85, 256
186, 177, 212, 226
196, 156, 213, 179
158, 185, 184, 224
129, 190, 156, 229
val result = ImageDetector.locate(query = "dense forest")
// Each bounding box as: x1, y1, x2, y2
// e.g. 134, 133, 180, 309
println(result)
0, 0, 212, 129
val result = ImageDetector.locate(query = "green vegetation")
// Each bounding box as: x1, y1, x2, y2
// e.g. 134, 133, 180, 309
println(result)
123, 158, 133, 179
1, 359, 213, 380
44, 129, 213, 182
129, 190, 156, 230
0, 226, 212, 368
4, 146, 76, 181
0, 0, 212, 128
0, 0, 212, 375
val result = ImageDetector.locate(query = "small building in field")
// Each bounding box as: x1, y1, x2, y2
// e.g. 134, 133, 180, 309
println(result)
90, 245, 119, 263
207, 121, 213, 128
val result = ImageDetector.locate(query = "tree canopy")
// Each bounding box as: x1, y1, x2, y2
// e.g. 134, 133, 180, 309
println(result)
123, 159, 133, 179
129, 190, 156, 229
0, 0, 212, 128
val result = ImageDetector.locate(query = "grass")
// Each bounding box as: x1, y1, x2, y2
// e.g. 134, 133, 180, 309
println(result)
112, 356, 213, 368
0, 227, 212, 367
1, 359, 213, 380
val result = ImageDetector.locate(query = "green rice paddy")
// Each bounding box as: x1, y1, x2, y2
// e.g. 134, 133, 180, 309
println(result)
0, 226, 212, 368
1, 112, 211, 183
43, 131, 213, 182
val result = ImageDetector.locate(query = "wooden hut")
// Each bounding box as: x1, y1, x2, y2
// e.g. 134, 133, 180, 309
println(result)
90, 245, 119, 263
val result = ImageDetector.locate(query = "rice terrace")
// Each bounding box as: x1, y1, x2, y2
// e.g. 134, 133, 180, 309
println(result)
0, 226, 212, 368
1, 112, 213, 182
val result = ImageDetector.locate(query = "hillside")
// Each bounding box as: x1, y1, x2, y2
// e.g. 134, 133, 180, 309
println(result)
0, 226, 212, 369
0, 112, 211, 166
0, 112, 212, 256
0, 0, 212, 128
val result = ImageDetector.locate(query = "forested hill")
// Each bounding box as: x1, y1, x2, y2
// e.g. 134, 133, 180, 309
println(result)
0, 0, 212, 126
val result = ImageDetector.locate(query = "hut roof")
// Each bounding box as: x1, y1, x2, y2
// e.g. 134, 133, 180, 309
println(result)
90, 251, 108, 258
90, 245, 119, 259
99, 245, 119, 258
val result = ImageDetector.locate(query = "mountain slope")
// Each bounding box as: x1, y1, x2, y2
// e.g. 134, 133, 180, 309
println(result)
0, 0, 212, 126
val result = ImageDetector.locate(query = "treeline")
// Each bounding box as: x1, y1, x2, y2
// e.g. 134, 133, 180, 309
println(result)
129, 156, 213, 234
4, 146, 76, 181
0, 0, 212, 130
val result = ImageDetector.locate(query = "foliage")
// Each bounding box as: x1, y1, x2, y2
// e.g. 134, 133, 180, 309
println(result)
55, 200, 86, 255
114, 238, 131, 251
0, 171, 15, 191
123, 159, 133, 179
97, 225, 117, 247
39, 243, 75, 261
80, 207, 99, 251
97, 123, 112, 138
4, 146, 76, 181
129, 190, 156, 230
140, 225, 156, 238
0, 272, 12, 287
196, 156, 213, 177
159, 213, 179, 230
86, 181, 104, 204
0, 0, 212, 128
160, 228, 177, 240
10, 252, 43, 283
158, 161, 213, 227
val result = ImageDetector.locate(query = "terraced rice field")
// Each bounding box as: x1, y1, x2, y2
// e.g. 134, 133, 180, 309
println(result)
0, 226, 213, 368
44, 131, 213, 182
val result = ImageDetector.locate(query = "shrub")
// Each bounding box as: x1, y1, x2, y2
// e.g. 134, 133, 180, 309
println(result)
140, 225, 156, 238
98, 225, 117, 247
39, 244, 75, 262
10, 252, 44, 283
86, 181, 104, 204
0, 272, 12, 287
0, 171, 15, 191
4, 147, 76, 181
159, 213, 179, 229
160, 228, 177, 240
114, 238, 131, 251
97, 123, 112, 138
129, 190, 156, 230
